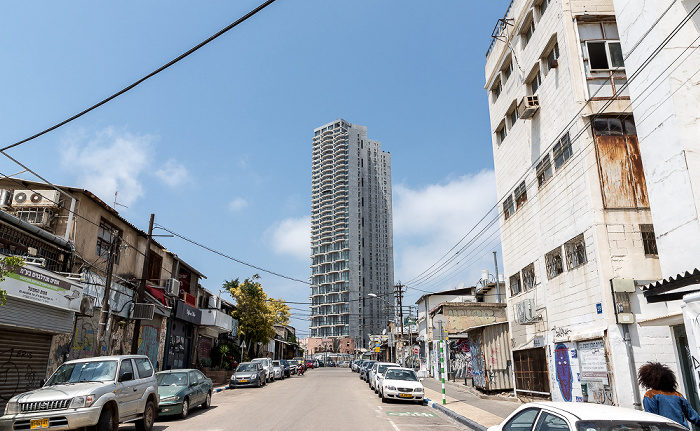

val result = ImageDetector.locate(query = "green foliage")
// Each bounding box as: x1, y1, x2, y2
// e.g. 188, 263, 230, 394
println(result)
0, 256, 25, 306
224, 274, 291, 359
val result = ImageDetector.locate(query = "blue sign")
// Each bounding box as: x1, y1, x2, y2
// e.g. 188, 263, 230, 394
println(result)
596, 303, 602, 314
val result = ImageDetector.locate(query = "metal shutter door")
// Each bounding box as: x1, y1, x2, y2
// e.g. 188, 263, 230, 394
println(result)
0, 329, 53, 413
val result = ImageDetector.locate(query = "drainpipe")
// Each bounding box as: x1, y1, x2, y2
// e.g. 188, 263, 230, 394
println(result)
623, 324, 642, 409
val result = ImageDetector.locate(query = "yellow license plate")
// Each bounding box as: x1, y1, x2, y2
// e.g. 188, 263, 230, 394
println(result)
239, 380, 248, 383
399, 393, 413, 398
30, 418, 49, 429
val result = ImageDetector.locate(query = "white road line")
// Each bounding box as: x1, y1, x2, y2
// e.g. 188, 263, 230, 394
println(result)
378, 405, 383, 410
388, 419, 401, 431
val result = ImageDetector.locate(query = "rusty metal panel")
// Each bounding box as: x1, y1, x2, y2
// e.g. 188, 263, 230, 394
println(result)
626, 135, 649, 207
482, 323, 513, 391
596, 135, 636, 208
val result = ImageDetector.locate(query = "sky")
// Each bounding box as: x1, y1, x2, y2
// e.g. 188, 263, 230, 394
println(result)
0, 0, 512, 336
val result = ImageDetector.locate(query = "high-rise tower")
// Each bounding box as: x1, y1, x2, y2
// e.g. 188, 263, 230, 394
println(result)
310, 119, 394, 349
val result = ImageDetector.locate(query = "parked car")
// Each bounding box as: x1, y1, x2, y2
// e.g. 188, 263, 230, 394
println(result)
287, 359, 298, 375
252, 357, 275, 382
229, 362, 266, 388
271, 361, 284, 380
370, 362, 399, 392
0, 355, 158, 431
360, 361, 376, 381
305, 360, 314, 369
380, 367, 424, 404
486, 402, 684, 431
280, 359, 292, 377
156, 369, 212, 419
351, 360, 361, 372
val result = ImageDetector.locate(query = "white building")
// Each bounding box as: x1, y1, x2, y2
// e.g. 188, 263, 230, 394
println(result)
485, 0, 677, 407
309, 119, 394, 349
613, 0, 700, 410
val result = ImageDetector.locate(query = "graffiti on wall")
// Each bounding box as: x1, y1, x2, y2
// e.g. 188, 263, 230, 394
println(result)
444, 307, 506, 333
469, 333, 486, 388
72, 318, 99, 359
449, 339, 472, 378
0, 347, 39, 405
554, 343, 573, 402
137, 325, 160, 368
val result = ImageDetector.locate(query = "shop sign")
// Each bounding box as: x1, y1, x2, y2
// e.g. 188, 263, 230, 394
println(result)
174, 300, 202, 324
2, 263, 82, 311
578, 339, 608, 384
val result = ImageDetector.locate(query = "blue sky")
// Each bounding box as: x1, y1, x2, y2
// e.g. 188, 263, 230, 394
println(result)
1, 0, 510, 335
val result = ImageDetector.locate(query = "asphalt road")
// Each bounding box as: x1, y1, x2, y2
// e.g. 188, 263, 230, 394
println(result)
120, 367, 471, 431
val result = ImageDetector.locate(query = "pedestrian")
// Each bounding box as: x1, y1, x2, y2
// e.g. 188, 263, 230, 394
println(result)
638, 362, 700, 428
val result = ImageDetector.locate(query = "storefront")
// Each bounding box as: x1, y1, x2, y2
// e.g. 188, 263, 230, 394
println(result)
165, 300, 201, 370
0, 261, 82, 412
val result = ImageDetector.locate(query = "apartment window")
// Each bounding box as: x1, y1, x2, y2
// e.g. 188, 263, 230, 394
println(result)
579, 21, 627, 98
587, 41, 624, 70
545, 247, 564, 279
522, 264, 536, 290
504, 60, 513, 81
510, 273, 522, 296
497, 123, 508, 144
536, 155, 552, 188
515, 181, 528, 209
492, 80, 502, 100
545, 43, 559, 72
564, 234, 587, 269
529, 71, 542, 94
523, 19, 536, 46
503, 195, 515, 220
96, 219, 121, 264
508, 106, 519, 128
539, 0, 549, 16
553, 132, 572, 169
640, 224, 658, 256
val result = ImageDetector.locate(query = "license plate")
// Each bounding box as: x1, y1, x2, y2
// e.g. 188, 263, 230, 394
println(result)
399, 393, 413, 398
30, 418, 49, 429
239, 379, 248, 383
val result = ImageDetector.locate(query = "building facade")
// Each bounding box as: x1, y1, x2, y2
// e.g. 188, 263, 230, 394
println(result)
485, 0, 677, 407
310, 119, 394, 349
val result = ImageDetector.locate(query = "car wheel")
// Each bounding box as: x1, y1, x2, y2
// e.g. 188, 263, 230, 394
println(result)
180, 398, 189, 419
95, 406, 114, 431
203, 391, 212, 409
135, 401, 155, 431
381, 393, 388, 404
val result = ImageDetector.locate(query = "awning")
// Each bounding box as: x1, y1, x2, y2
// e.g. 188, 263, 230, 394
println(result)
637, 312, 684, 327
642, 269, 700, 303
458, 321, 508, 334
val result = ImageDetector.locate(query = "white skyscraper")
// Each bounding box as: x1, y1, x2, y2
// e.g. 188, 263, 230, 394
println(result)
310, 119, 394, 348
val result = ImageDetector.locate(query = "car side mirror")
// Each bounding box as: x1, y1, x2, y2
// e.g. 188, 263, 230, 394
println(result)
119, 372, 133, 382
190, 382, 197, 387
40, 379, 46, 387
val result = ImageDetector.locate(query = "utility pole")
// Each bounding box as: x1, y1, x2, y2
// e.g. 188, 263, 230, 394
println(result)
95, 230, 119, 357
394, 282, 406, 365
131, 214, 154, 354
493, 251, 501, 303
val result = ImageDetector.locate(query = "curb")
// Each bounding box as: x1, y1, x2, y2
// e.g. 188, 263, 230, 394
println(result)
442, 380, 521, 404
213, 386, 229, 393
424, 398, 487, 431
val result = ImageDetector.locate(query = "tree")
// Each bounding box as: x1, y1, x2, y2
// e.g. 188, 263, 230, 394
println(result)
0, 256, 25, 306
224, 274, 290, 360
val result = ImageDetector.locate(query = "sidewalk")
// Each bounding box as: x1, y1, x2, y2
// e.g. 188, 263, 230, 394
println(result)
422, 378, 520, 430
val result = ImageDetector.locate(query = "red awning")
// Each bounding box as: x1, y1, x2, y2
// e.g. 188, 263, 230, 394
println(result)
146, 284, 168, 306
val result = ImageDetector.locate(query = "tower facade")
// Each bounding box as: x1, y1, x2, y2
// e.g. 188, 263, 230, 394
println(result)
310, 119, 394, 349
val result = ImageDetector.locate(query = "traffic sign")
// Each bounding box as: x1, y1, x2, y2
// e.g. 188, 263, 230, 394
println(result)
413, 346, 419, 354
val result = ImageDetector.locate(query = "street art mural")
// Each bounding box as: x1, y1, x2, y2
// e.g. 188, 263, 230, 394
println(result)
137, 325, 160, 368
469, 333, 486, 388
449, 339, 472, 378
555, 343, 573, 401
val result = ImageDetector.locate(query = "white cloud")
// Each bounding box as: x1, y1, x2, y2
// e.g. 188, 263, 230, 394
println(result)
266, 216, 310, 262
228, 197, 249, 212
393, 171, 501, 292
60, 127, 154, 207
153, 158, 190, 187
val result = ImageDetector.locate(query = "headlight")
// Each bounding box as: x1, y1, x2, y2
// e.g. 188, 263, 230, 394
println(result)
4, 401, 19, 415
414, 388, 423, 393
387, 386, 396, 391
160, 395, 181, 402
70, 395, 96, 408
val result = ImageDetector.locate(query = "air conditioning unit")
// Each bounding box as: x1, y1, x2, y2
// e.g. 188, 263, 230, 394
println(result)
208, 296, 221, 309
12, 190, 60, 208
0, 189, 12, 208
130, 303, 155, 320
79, 296, 95, 317
514, 299, 537, 324
517, 96, 540, 119
164, 278, 180, 296
548, 58, 559, 69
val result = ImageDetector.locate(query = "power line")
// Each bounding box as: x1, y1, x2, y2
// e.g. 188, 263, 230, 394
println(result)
0, 0, 279, 153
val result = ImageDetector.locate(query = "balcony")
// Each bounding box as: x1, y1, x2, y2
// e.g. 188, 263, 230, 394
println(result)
199, 309, 235, 338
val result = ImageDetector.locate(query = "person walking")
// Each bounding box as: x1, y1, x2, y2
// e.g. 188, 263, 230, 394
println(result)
638, 362, 700, 428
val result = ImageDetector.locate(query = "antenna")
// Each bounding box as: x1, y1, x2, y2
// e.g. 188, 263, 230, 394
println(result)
113, 191, 128, 209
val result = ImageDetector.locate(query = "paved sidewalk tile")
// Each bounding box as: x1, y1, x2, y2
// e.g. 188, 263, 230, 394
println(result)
424, 387, 506, 428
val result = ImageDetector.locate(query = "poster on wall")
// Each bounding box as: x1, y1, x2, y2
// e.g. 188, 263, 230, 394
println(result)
548, 341, 584, 402
578, 339, 608, 384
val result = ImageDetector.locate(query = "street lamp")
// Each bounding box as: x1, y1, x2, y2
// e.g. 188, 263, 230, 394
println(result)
368, 293, 396, 362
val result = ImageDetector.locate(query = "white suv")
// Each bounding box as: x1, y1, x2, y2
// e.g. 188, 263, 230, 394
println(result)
1, 355, 158, 431
252, 358, 274, 383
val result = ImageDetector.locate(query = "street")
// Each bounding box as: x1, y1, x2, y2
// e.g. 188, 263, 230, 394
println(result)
123, 368, 470, 431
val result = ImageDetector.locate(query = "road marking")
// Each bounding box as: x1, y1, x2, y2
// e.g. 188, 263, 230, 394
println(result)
388, 419, 401, 431
378, 405, 383, 410
387, 412, 437, 417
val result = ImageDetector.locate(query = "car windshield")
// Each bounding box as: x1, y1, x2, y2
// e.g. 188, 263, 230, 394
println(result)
576, 421, 686, 431
385, 369, 418, 381
46, 360, 118, 385
236, 364, 258, 372
157, 372, 188, 386
272, 361, 281, 366
378, 364, 397, 374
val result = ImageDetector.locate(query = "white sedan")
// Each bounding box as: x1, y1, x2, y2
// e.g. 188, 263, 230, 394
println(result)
380, 367, 424, 404
487, 402, 685, 431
